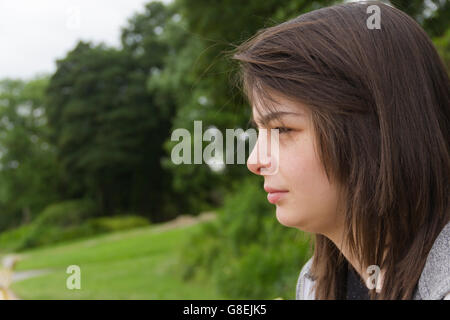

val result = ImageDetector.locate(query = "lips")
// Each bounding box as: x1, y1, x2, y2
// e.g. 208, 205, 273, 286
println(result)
264, 185, 288, 204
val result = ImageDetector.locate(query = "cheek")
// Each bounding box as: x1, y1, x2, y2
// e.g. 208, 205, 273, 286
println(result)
277, 136, 339, 231
281, 134, 325, 192
285, 144, 331, 201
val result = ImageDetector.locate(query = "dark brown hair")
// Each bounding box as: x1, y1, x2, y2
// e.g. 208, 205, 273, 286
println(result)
232, 1, 450, 299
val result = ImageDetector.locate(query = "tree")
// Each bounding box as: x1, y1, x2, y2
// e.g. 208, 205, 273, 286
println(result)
388, 0, 450, 37
0, 77, 60, 230
45, 38, 175, 221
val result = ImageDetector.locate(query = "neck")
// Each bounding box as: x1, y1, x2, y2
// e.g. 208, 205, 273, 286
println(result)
323, 225, 384, 293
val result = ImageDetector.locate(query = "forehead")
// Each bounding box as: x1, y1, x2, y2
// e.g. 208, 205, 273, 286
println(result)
250, 90, 307, 125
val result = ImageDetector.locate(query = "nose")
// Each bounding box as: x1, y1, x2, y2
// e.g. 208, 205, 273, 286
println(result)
247, 132, 274, 175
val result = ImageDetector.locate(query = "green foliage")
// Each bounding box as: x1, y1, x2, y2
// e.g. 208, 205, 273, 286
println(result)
0, 198, 151, 252
0, 77, 60, 231
387, 0, 450, 37
45, 3, 178, 221
85, 215, 150, 234
215, 242, 311, 299
37, 214, 151, 248
0, 224, 33, 252
18, 199, 99, 249
32, 199, 99, 227
178, 177, 313, 299
434, 28, 450, 71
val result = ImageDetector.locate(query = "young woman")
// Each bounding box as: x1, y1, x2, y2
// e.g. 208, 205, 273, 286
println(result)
232, 1, 449, 299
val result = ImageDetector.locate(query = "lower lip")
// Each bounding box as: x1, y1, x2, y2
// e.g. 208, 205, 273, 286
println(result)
267, 192, 288, 204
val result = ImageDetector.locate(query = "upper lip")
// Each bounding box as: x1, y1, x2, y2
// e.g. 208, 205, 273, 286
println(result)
264, 185, 288, 193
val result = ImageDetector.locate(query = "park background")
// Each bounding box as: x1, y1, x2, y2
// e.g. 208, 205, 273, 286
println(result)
0, 0, 448, 299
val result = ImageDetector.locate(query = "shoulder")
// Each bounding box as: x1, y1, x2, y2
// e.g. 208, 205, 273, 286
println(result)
295, 222, 450, 300
415, 222, 450, 300
295, 257, 315, 300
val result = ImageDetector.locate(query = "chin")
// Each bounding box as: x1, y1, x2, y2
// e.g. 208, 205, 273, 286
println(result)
275, 206, 315, 233
275, 206, 302, 228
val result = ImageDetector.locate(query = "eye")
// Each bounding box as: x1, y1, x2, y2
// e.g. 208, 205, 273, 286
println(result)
273, 127, 292, 134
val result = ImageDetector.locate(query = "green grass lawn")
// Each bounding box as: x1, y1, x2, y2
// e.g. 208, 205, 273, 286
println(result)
9, 221, 224, 299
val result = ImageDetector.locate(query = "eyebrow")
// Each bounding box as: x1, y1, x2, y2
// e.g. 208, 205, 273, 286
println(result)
250, 111, 303, 128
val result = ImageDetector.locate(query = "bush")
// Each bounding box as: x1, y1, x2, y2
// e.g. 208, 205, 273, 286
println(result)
20, 198, 99, 249
178, 176, 313, 299
434, 28, 450, 71
85, 215, 150, 234
215, 240, 311, 299
0, 224, 33, 252
31, 198, 99, 227
0, 198, 151, 251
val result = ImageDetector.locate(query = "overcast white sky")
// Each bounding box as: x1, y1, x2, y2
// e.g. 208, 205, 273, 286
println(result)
0, 0, 172, 80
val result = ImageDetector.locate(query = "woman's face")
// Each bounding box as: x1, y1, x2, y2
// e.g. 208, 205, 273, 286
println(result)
247, 94, 342, 236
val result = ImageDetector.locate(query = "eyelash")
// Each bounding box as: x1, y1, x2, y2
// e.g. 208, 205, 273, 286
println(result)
251, 124, 292, 134
273, 127, 292, 134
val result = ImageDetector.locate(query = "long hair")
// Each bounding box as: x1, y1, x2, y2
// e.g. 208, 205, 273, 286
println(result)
232, 1, 450, 299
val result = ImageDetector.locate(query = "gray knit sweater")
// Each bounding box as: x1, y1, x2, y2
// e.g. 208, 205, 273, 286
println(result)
296, 222, 450, 300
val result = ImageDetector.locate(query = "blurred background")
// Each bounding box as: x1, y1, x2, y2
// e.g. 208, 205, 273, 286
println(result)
0, 0, 448, 299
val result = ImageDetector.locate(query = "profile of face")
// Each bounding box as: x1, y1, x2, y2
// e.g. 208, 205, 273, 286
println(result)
247, 94, 342, 236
